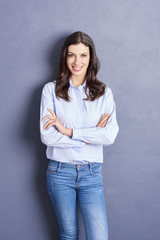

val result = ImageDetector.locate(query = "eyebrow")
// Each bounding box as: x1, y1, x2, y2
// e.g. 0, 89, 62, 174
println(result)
68, 52, 88, 54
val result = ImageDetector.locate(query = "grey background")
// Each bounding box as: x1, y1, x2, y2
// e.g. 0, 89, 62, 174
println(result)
0, 0, 160, 239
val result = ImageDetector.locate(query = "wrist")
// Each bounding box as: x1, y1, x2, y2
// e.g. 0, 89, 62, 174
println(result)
55, 120, 65, 134
63, 128, 73, 137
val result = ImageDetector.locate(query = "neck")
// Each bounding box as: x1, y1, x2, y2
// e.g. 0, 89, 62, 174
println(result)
70, 75, 86, 87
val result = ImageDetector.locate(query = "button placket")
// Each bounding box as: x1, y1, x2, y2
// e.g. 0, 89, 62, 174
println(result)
77, 88, 84, 128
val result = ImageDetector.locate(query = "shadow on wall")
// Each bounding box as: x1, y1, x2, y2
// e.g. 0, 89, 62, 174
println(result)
23, 33, 71, 240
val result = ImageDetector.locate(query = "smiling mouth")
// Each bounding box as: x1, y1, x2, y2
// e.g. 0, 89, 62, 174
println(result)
72, 66, 83, 72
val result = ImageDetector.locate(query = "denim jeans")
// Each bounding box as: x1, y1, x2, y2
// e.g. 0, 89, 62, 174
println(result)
46, 159, 108, 240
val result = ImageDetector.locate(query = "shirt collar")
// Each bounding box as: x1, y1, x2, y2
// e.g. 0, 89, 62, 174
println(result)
69, 78, 86, 89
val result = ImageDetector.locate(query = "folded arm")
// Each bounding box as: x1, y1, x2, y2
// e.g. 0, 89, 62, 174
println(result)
40, 83, 85, 148
71, 88, 119, 146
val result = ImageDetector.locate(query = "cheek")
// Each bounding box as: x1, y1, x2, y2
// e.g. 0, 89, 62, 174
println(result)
84, 57, 90, 64
67, 58, 73, 67
84, 59, 90, 67
66, 59, 71, 69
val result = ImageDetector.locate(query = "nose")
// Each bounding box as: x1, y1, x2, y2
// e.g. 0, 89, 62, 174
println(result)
74, 56, 80, 65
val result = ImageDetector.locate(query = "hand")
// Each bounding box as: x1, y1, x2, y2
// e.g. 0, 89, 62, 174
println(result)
41, 108, 63, 131
85, 113, 110, 145
96, 113, 111, 128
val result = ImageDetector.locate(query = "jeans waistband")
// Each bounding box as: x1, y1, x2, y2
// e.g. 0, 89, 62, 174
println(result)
49, 159, 102, 169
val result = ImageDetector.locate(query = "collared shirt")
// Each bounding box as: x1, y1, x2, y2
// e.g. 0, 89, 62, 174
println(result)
40, 78, 119, 164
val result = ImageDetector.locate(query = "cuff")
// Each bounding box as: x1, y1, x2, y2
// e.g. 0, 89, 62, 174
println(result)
72, 129, 82, 140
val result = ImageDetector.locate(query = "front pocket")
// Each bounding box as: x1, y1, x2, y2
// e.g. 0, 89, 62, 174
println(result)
89, 164, 102, 176
47, 161, 60, 174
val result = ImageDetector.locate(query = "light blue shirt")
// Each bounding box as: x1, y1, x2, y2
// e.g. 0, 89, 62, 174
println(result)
40, 78, 119, 164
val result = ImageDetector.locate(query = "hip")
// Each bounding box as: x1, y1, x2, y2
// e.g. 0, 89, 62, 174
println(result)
46, 159, 103, 188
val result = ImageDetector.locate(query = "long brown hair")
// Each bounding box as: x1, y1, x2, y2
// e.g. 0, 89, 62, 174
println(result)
54, 31, 106, 101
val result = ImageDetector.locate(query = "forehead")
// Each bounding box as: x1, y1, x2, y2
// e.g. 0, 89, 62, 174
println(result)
67, 43, 89, 53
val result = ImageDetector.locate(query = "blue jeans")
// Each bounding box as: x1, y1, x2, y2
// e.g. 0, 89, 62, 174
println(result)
46, 159, 108, 240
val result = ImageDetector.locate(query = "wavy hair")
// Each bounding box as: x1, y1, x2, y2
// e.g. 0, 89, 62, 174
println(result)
54, 31, 106, 101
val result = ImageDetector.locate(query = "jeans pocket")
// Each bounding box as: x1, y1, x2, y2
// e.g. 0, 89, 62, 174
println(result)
89, 164, 102, 176
47, 160, 60, 174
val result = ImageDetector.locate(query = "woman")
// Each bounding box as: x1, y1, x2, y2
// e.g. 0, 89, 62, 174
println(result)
40, 31, 119, 240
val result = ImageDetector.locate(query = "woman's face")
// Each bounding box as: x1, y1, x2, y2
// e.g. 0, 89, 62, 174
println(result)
66, 43, 90, 78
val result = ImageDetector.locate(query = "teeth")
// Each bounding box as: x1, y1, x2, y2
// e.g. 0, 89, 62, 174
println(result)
73, 66, 82, 70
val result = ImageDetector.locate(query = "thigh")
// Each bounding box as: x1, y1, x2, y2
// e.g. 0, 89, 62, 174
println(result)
46, 160, 79, 239
77, 165, 108, 240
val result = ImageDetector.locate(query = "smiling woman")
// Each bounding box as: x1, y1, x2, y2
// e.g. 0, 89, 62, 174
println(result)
54, 31, 106, 102
40, 31, 119, 240
66, 43, 90, 85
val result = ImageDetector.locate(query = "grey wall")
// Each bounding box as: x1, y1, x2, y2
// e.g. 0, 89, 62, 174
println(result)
0, 0, 160, 239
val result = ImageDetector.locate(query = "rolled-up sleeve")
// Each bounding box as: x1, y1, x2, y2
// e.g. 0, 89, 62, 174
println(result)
40, 83, 85, 148
72, 88, 119, 146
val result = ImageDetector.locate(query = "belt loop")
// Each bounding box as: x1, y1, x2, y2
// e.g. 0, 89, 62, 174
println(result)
76, 164, 79, 171
58, 162, 61, 171
89, 163, 92, 171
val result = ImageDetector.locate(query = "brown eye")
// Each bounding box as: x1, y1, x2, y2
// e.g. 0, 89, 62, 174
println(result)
68, 54, 74, 57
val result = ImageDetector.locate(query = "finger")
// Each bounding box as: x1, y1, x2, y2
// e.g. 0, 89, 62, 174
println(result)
99, 115, 110, 125
98, 116, 110, 128
100, 121, 107, 128
44, 120, 56, 129
100, 113, 110, 120
103, 118, 110, 127
97, 114, 111, 127
101, 114, 111, 123
41, 115, 53, 122
100, 113, 107, 118
47, 108, 55, 115
45, 123, 55, 130
104, 113, 110, 118
44, 122, 55, 130
101, 121, 107, 127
